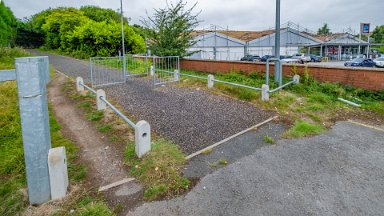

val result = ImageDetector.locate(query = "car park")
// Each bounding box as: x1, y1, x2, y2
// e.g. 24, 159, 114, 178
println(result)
240, 55, 260, 62
344, 58, 375, 67
280, 55, 300, 64
373, 57, 384, 68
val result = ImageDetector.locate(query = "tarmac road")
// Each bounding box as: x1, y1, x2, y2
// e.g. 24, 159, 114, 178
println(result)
128, 121, 384, 216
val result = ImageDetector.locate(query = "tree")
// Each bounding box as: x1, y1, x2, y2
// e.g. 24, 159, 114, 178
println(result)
0, 1, 17, 47
317, 23, 331, 35
141, 0, 200, 57
371, 25, 384, 43
80, 6, 121, 23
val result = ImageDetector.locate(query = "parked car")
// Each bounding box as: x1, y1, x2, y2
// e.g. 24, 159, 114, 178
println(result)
292, 53, 311, 63
280, 55, 300, 64
240, 55, 260, 62
260, 55, 275, 62
373, 57, 384, 68
344, 58, 375, 67
310, 55, 322, 62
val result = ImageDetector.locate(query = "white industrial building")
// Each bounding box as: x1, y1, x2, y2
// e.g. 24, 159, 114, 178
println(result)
187, 22, 374, 61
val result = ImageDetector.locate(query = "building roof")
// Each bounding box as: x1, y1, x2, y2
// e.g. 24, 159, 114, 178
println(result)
192, 29, 277, 42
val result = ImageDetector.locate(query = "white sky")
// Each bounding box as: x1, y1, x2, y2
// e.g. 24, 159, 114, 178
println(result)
3, 0, 383, 33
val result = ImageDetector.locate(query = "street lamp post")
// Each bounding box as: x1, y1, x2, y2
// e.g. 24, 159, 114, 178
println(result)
120, 0, 127, 81
274, 0, 281, 83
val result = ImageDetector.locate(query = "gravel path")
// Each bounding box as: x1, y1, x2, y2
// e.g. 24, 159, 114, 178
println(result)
128, 121, 384, 216
30, 50, 273, 154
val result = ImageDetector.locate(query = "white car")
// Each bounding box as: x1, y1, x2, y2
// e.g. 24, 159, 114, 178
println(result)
373, 57, 384, 68
292, 53, 311, 63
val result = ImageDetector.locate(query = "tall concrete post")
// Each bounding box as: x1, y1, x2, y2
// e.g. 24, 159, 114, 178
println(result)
274, 0, 281, 83
15, 57, 52, 205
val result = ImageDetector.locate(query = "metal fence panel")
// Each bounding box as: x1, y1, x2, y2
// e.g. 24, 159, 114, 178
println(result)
153, 56, 180, 86
90, 57, 125, 88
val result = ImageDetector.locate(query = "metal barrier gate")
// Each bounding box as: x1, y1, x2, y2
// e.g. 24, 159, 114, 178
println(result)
90, 57, 125, 88
89, 55, 179, 88
151, 56, 180, 86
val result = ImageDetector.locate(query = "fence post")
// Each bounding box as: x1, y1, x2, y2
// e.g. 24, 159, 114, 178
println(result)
15, 57, 52, 205
293, 75, 300, 84
48, 147, 68, 200
174, 69, 180, 81
76, 77, 84, 92
96, 89, 106, 110
135, 120, 151, 158
42, 56, 50, 83
262, 84, 270, 101
150, 65, 154, 76
208, 74, 215, 88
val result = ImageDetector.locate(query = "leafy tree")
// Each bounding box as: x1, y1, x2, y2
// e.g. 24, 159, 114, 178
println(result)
317, 23, 331, 35
80, 6, 121, 23
66, 20, 145, 58
41, 8, 89, 49
0, 1, 17, 47
372, 25, 384, 43
141, 0, 200, 57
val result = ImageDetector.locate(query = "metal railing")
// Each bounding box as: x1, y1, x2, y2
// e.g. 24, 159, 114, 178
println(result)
76, 77, 151, 158
98, 96, 136, 128
152, 56, 180, 86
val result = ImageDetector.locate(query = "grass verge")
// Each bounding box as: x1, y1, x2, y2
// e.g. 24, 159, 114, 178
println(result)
0, 48, 113, 216
178, 69, 384, 137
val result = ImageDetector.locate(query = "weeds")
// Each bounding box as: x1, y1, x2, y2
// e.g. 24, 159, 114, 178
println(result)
125, 139, 189, 201
263, 135, 275, 144
284, 120, 325, 138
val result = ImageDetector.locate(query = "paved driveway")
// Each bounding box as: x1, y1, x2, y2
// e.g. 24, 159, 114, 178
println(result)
128, 121, 384, 216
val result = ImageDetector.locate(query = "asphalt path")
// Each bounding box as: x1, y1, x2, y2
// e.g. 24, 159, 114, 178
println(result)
128, 121, 384, 216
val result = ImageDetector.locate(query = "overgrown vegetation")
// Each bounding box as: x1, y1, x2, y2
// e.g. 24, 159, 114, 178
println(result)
0, 48, 112, 215
14, 5, 145, 58
63, 78, 190, 202
0, 1, 17, 47
179, 69, 384, 137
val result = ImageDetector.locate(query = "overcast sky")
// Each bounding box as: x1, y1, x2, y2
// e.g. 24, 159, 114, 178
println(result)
3, 0, 383, 33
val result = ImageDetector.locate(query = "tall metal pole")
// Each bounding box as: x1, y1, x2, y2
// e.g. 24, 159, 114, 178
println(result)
274, 0, 281, 83
120, 0, 127, 81
358, 23, 361, 55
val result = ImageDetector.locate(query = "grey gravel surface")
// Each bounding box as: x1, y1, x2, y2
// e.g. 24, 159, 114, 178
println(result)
30, 50, 273, 154
183, 122, 286, 179
128, 121, 384, 216
105, 79, 272, 154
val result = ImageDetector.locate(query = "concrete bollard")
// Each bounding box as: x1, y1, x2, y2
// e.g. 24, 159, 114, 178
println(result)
293, 75, 300, 84
150, 66, 155, 76
76, 77, 84, 92
262, 84, 270, 101
135, 120, 151, 158
208, 74, 214, 88
96, 89, 106, 110
48, 147, 68, 200
174, 69, 180, 81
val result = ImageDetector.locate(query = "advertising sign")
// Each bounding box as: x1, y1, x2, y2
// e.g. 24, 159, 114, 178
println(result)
361, 23, 370, 34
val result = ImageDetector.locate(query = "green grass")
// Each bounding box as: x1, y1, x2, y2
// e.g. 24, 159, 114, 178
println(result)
86, 110, 104, 121
263, 135, 275, 144
125, 139, 189, 201
284, 120, 325, 138
0, 48, 112, 215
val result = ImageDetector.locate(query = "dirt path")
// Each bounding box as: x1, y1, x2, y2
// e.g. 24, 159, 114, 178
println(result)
48, 73, 143, 214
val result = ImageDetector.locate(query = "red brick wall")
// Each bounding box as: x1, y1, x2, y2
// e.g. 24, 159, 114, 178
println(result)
180, 59, 384, 90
